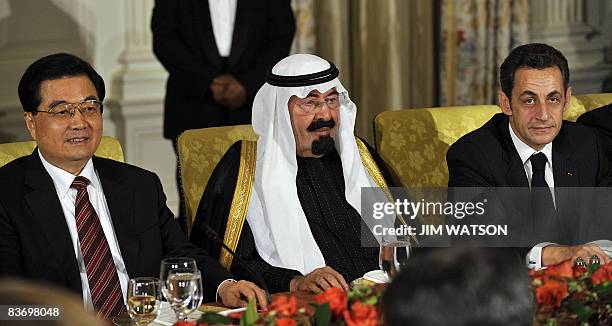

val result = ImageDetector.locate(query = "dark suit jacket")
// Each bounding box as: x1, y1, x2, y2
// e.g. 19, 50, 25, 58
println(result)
0, 153, 232, 301
447, 113, 612, 246
151, 0, 295, 140
577, 104, 612, 165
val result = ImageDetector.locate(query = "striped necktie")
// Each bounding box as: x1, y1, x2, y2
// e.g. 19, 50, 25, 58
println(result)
71, 176, 124, 318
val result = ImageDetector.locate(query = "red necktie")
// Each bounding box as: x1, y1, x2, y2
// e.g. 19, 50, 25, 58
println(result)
71, 176, 124, 318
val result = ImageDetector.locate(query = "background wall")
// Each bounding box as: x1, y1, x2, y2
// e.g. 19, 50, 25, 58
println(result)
0, 0, 611, 215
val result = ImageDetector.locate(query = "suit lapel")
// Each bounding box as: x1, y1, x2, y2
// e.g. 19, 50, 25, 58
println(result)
194, 0, 223, 69
93, 157, 139, 277
227, 0, 250, 69
23, 152, 81, 293
552, 125, 579, 187
497, 115, 529, 187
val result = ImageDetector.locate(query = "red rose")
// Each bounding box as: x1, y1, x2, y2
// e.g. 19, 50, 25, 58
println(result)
592, 262, 612, 285
314, 288, 348, 317
342, 301, 378, 326
535, 280, 569, 310
269, 295, 298, 317
275, 317, 296, 326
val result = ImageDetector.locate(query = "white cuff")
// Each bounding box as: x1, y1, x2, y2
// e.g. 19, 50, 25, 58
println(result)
216, 279, 237, 302
526, 242, 556, 270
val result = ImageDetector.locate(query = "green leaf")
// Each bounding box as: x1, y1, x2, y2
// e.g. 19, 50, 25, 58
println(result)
240, 297, 260, 326
588, 263, 600, 274
199, 312, 233, 324
313, 303, 331, 326
362, 296, 378, 306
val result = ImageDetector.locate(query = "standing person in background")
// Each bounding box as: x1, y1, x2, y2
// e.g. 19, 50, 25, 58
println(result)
151, 0, 296, 232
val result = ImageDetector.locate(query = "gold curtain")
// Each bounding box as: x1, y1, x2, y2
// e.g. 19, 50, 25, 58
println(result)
315, 0, 435, 143
440, 0, 529, 106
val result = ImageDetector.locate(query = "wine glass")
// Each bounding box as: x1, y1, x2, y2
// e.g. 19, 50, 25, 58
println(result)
379, 238, 411, 280
165, 269, 201, 321
160, 257, 198, 320
179, 270, 203, 320
126, 277, 161, 326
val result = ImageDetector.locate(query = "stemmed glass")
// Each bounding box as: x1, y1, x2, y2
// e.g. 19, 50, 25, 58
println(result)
168, 270, 203, 321
379, 238, 411, 280
126, 277, 161, 326
160, 257, 198, 321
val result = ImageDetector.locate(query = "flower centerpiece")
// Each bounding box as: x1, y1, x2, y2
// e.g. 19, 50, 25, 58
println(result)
176, 284, 384, 326
530, 260, 612, 325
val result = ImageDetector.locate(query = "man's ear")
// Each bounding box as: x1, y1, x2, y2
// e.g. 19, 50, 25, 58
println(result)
23, 112, 37, 140
562, 86, 572, 113
498, 90, 512, 116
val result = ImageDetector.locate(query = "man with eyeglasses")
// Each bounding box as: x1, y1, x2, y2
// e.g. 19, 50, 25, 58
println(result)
190, 54, 398, 294
0, 53, 268, 319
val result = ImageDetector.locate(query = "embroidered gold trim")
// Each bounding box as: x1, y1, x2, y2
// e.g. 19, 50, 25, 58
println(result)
220, 141, 256, 270
355, 138, 415, 243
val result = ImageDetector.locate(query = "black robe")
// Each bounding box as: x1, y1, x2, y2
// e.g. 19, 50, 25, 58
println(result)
189, 140, 399, 293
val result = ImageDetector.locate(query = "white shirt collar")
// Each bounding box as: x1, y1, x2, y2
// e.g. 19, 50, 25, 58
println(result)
508, 123, 553, 166
38, 150, 98, 199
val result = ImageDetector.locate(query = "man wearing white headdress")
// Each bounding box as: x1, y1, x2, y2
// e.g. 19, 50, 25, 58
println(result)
190, 54, 399, 294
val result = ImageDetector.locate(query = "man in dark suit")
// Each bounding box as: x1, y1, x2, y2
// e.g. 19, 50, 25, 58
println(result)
0, 54, 267, 319
447, 43, 612, 270
577, 103, 612, 164
151, 0, 295, 140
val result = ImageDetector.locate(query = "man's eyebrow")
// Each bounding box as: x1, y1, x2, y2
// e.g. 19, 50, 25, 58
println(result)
518, 90, 537, 98
327, 90, 339, 96
47, 100, 67, 109
546, 90, 562, 97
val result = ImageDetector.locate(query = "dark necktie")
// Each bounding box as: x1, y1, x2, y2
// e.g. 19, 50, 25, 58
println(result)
529, 153, 555, 218
70, 176, 124, 319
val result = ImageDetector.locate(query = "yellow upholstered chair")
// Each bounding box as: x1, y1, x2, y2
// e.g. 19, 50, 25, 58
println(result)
0, 136, 125, 168
374, 93, 612, 188
177, 125, 257, 234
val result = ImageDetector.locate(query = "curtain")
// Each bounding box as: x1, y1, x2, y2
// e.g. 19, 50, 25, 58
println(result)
316, 0, 435, 143
0, 0, 10, 20
440, 0, 529, 106
290, 0, 316, 54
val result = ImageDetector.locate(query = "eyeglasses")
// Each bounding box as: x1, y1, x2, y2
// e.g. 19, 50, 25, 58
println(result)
35, 99, 103, 120
297, 94, 340, 114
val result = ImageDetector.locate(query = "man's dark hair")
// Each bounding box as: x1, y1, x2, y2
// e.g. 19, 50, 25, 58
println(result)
18, 53, 105, 112
383, 248, 534, 326
500, 43, 569, 101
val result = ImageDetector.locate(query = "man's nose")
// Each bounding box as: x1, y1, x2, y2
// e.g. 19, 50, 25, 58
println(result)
68, 108, 88, 128
535, 103, 550, 121
315, 103, 332, 120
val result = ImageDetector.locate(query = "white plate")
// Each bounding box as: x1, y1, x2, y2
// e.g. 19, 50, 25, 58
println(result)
362, 270, 390, 284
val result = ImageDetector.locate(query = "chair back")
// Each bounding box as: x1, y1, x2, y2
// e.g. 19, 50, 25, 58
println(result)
177, 125, 257, 234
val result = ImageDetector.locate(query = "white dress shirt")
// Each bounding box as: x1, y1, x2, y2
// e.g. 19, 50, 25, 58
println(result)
208, 0, 237, 57
508, 125, 612, 269
38, 150, 129, 310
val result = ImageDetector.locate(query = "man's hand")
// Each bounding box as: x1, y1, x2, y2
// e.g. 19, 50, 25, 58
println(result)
542, 244, 611, 267
218, 280, 268, 308
210, 74, 247, 109
289, 266, 349, 294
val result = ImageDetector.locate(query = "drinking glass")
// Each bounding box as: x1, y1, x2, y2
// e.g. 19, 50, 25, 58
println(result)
179, 271, 203, 320
379, 239, 411, 280
126, 277, 161, 326
160, 257, 198, 321
165, 269, 201, 320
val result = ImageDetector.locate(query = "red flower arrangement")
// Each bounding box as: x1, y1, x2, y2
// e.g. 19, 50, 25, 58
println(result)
530, 260, 612, 324
183, 284, 383, 325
